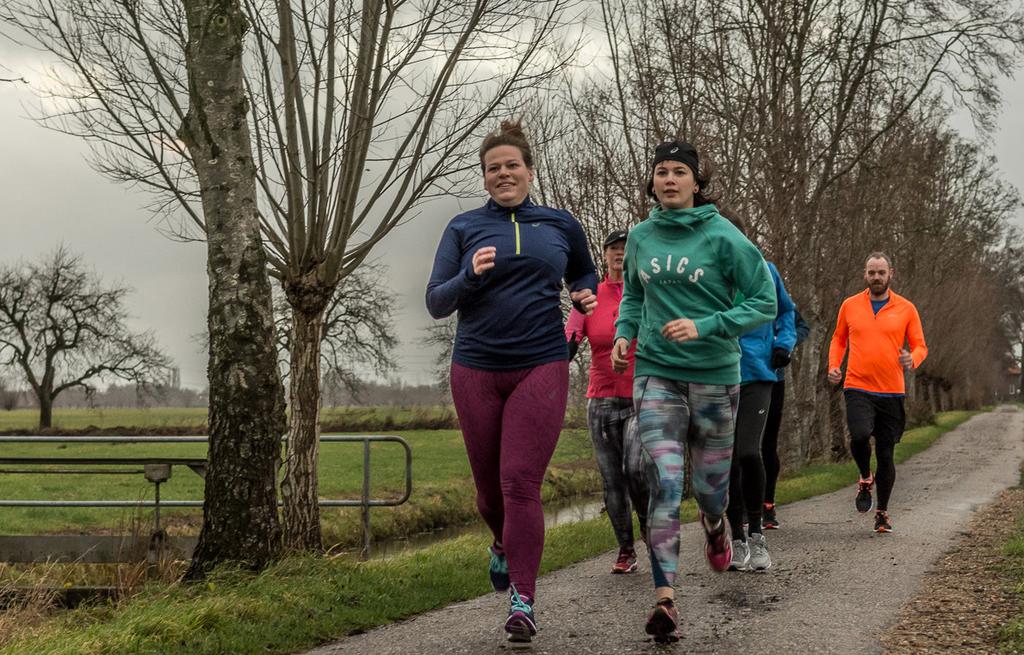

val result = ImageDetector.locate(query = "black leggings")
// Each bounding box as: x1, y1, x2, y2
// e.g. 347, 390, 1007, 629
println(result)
727, 382, 773, 539
761, 380, 785, 504
845, 390, 905, 512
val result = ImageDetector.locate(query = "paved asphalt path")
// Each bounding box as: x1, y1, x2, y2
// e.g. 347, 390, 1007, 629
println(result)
305, 406, 1024, 655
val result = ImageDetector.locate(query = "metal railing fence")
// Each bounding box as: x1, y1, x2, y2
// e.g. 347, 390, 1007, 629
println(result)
0, 434, 412, 560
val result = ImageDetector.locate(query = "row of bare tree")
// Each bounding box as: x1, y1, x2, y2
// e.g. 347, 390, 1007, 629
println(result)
532, 0, 1024, 467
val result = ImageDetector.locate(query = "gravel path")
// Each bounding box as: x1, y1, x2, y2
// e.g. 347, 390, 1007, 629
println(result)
304, 406, 1024, 655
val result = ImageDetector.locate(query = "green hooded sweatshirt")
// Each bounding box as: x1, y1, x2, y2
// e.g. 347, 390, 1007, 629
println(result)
614, 204, 776, 385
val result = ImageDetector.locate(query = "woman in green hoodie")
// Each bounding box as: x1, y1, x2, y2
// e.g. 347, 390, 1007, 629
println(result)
611, 141, 776, 642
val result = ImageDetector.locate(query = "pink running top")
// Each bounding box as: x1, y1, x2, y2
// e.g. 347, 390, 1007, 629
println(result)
565, 277, 636, 398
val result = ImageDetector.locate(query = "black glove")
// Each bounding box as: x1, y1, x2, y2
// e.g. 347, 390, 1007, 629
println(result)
770, 347, 791, 369
567, 336, 580, 362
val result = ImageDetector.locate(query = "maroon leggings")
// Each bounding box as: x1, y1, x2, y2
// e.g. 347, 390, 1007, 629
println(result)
450, 360, 569, 599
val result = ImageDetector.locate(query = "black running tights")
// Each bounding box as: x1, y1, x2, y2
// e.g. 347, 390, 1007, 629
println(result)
761, 381, 785, 505
727, 382, 773, 540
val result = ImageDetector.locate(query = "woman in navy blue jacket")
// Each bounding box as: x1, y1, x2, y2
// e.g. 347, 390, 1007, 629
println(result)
425, 120, 597, 645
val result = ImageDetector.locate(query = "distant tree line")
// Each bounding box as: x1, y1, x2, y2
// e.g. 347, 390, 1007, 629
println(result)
0, 378, 447, 410
0, 382, 206, 410
321, 380, 446, 407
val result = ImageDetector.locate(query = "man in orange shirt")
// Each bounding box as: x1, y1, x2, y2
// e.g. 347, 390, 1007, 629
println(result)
828, 252, 928, 533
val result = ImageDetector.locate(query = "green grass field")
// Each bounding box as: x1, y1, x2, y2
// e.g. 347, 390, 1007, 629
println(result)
0, 405, 456, 432
0, 408, 209, 431
0, 409, 978, 655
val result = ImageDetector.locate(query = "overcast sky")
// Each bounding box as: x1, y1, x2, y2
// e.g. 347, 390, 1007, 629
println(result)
2, 40, 1023, 390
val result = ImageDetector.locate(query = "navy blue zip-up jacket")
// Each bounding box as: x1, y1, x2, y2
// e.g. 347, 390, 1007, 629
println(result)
426, 196, 598, 370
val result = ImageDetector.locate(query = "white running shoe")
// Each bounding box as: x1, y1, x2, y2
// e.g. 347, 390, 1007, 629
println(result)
747, 533, 772, 571
728, 538, 750, 571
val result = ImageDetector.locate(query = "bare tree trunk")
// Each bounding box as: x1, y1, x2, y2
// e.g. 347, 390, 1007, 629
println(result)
36, 391, 52, 429
39, 401, 52, 429
793, 335, 826, 463
180, 0, 287, 580
281, 286, 330, 552
827, 386, 847, 461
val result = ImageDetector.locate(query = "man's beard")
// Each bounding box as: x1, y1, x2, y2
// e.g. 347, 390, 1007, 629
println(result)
870, 280, 890, 294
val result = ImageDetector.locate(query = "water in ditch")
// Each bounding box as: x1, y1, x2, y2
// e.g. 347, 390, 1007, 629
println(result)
355, 493, 606, 560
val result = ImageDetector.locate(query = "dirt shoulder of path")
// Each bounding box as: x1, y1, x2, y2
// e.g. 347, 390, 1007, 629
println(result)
883, 486, 1024, 654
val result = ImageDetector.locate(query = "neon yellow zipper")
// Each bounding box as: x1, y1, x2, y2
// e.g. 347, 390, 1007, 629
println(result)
511, 211, 521, 255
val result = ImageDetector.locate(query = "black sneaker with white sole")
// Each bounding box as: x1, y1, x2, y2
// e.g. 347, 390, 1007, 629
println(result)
855, 475, 874, 513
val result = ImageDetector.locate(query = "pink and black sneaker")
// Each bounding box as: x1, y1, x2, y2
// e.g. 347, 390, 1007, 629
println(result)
700, 511, 732, 573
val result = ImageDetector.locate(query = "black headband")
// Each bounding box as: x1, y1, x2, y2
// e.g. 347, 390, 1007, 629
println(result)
651, 141, 699, 176
647, 141, 700, 198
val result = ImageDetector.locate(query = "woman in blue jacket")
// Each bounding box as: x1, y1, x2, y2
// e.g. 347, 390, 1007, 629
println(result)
722, 217, 796, 571
425, 120, 597, 645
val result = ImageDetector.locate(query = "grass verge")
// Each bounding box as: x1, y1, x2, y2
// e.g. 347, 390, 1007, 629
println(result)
997, 462, 1024, 652
0, 409, 978, 654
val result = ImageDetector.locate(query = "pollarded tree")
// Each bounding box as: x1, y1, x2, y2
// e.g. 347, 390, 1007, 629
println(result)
273, 261, 398, 396
0, 246, 172, 428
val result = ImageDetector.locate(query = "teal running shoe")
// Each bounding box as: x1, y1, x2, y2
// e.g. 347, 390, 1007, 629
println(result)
488, 545, 510, 592
504, 584, 537, 644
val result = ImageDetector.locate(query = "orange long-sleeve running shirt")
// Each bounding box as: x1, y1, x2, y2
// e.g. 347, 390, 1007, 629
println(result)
828, 289, 928, 395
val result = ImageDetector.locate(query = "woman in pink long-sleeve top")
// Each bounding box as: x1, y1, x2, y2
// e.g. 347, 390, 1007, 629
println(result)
566, 228, 648, 575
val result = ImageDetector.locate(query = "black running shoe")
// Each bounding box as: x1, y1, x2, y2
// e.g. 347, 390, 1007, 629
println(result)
762, 503, 779, 530
855, 475, 874, 513
874, 510, 893, 533
488, 545, 510, 592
